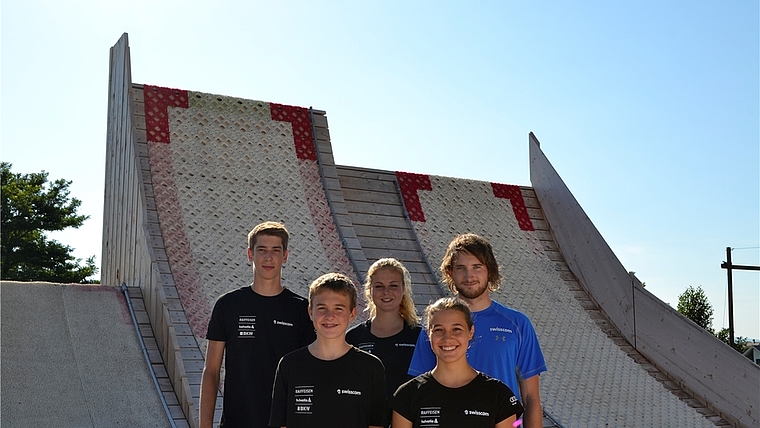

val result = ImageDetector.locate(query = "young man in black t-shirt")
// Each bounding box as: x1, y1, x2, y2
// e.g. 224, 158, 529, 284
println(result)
270, 273, 388, 428
199, 222, 315, 428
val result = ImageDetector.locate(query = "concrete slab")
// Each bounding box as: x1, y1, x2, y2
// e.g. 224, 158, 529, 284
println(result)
1, 282, 171, 427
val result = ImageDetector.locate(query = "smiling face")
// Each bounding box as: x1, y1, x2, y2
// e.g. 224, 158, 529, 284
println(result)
450, 251, 490, 303
247, 234, 289, 283
370, 267, 404, 314
428, 308, 474, 364
308, 289, 357, 340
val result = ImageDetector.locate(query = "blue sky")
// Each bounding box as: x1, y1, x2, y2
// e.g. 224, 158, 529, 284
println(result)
2, 1, 758, 339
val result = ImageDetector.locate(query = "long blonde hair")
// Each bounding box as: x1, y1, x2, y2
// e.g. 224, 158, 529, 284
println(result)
363, 258, 419, 327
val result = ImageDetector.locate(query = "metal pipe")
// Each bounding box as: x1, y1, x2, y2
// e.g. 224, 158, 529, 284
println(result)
121, 283, 177, 428
726, 247, 735, 347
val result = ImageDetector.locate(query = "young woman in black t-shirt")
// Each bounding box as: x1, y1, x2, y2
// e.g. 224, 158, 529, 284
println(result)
346, 258, 422, 402
391, 297, 523, 428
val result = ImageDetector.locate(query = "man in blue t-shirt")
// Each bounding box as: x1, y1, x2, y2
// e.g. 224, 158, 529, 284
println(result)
408, 233, 547, 428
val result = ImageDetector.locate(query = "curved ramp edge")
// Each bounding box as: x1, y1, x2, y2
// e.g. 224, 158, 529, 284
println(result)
530, 132, 758, 427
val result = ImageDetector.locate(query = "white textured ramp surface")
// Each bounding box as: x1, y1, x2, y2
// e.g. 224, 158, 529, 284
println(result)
1, 282, 171, 428
145, 88, 360, 348
404, 176, 715, 427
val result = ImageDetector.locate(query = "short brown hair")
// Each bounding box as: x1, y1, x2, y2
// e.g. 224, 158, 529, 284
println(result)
440, 233, 502, 293
248, 221, 289, 251
308, 272, 357, 310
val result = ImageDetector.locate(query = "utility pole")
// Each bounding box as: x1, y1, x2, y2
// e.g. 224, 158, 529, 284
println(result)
720, 246, 760, 346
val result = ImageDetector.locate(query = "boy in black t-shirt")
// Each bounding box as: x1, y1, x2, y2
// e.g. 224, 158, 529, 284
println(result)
270, 273, 388, 428
199, 222, 315, 428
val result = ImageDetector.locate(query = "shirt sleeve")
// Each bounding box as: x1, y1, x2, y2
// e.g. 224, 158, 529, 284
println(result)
389, 379, 415, 423
297, 302, 316, 347
345, 324, 360, 346
495, 382, 524, 423
205, 297, 227, 341
407, 329, 436, 376
515, 315, 547, 380
269, 357, 288, 427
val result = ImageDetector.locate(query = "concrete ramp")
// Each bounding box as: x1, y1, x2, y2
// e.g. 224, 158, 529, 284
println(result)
1, 282, 171, 427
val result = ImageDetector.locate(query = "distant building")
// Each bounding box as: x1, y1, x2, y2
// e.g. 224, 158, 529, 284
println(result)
743, 344, 760, 365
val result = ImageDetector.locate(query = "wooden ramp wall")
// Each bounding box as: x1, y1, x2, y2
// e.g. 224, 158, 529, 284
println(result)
103, 34, 207, 427
530, 133, 759, 427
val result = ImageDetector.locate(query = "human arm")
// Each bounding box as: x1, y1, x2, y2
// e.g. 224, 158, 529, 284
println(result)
407, 328, 435, 376
367, 356, 390, 428
391, 411, 413, 428
269, 357, 289, 428
495, 415, 517, 428
199, 339, 225, 428
518, 375, 542, 428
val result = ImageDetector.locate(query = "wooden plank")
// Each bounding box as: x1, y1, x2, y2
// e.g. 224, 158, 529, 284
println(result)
341, 188, 402, 205
363, 248, 426, 263
409, 271, 439, 285
352, 224, 416, 241
338, 175, 398, 193
336, 166, 397, 181
346, 213, 409, 229
357, 236, 420, 252
533, 230, 554, 242
311, 114, 328, 128
526, 207, 543, 219
342, 200, 405, 217
314, 127, 330, 142
320, 164, 339, 179
324, 177, 343, 192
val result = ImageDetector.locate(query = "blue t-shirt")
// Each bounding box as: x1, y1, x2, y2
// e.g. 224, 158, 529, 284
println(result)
407, 300, 546, 401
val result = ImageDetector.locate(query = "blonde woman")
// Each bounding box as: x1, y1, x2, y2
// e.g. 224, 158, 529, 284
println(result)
346, 258, 422, 402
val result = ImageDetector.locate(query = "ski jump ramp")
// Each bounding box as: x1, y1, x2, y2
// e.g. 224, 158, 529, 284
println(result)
96, 34, 759, 427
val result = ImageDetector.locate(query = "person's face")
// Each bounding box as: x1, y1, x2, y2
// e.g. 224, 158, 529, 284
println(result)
449, 251, 489, 300
247, 234, 288, 281
428, 308, 473, 363
308, 289, 357, 340
370, 267, 404, 314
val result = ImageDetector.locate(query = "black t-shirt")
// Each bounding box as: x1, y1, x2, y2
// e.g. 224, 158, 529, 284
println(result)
206, 286, 315, 428
270, 346, 389, 428
391, 372, 523, 428
346, 320, 422, 401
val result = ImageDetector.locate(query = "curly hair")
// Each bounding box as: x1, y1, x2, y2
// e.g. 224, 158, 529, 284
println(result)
363, 258, 419, 327
439, 233, 502, 293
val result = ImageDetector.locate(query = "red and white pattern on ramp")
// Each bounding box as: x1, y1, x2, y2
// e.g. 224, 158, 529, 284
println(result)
144, 86, 359, 349
397, 172, 713, 427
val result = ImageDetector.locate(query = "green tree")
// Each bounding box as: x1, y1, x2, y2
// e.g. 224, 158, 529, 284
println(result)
715, 328, 751, 354
677, 285, 714, 332
1, 162, 97, 283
